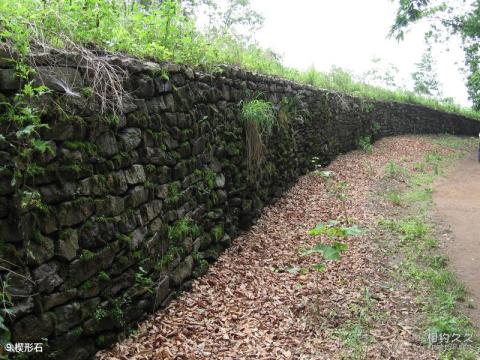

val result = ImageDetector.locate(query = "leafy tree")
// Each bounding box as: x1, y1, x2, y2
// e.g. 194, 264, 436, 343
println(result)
390, 0, 480, 109
362, 57, 404, 89
190, 0, 264, 42
411, 48, 442, 97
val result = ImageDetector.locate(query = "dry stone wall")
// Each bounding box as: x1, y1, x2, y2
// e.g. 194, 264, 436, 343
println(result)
1, 54, 479, 360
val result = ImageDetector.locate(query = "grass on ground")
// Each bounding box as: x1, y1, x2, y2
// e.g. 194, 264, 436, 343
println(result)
378, 135, 479, 359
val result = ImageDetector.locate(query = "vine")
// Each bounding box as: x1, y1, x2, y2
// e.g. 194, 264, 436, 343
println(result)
0, 25, 53, 345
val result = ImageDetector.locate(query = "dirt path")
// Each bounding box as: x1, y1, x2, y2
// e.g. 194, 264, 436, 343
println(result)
434, 151, 480, 327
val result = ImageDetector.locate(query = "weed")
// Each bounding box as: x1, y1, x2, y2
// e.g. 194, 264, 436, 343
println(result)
335, 288, 375, 359
79, 249, 96, 261
167, 182, 180, 202
384, 161, 408, 180
98, 271, 110, 282
155, 245, 183, 271
386, 190, 402, 206
135, 266, 154, 293
241, 98, 276, 181
358, 135, 373, 153
168, 217, 200, 241
94, 307, 108, 322
211, 224, 224, 242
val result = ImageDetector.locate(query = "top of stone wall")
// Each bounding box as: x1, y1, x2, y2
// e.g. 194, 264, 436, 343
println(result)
0, 47, 478, 123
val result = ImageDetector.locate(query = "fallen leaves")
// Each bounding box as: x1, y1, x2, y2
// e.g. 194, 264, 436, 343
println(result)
98, 136, 443, 360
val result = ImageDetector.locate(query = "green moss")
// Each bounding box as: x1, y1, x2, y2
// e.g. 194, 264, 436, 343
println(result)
224, 143, 241, 156
204, 169, 216, 189
147, 130, 169, 145
95, 215, 115, 223
98, 271, 110, 282
70, 326, 83, 337
80, 280, 94, 291
111, 151, 130, 163
145, 164, 156, 174
33, 231, 50, 245
144, 180, 155, 189
63, 140, 97, 156
133, 250, 143, 260
62, 162, 82, 174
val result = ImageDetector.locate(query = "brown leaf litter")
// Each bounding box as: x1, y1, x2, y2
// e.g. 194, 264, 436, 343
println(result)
98, 136, 450, 360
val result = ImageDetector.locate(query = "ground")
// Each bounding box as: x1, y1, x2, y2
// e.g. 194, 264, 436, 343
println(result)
98, 135, 479, 360
434, 152, 480, 328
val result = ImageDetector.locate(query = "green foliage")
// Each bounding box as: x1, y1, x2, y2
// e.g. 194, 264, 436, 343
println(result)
135, 266, 154, 293
372, 121, 381, 134
80, 280, 94, 291
412, 48, 442, 98
315, 170, 336, 178
278, 95, 311, 125
358, 135, 373, 153
155, 244, 183, 271
168, 217, 200, 241
307, 220, 365, 238
390, 0, 480, 111
300, 220, 363, 274
211, 224, 224, 242
20, 190, 49, 213
0, 62, 52, 215
64, 140, 97, 156
302, 241, 349, 261
195, 169, 217, 190
1, 0, 479, 118
384, 161, 408, 179
98, 271, 110, 282
378, 136, 480, 358
167, 182, 180, 202
116, 233, 133, 246
94, 307, 108, 322
79, 249, 96, 261
241, 99, 276, 131
334, 288, 375, 359
241, 98, 276, 181
386, 190, 402, 206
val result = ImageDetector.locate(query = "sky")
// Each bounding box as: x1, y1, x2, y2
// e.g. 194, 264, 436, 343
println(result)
249, 0, 471, 106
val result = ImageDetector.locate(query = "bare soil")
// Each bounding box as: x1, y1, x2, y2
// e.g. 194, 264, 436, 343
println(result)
434, 150, 480, 328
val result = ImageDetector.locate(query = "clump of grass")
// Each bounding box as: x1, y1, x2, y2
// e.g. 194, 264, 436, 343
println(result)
358, 135, 373, 153
378, 136, 480, 358
241, 99, 276, 181
384, 161, 408, 179
386, 190, 402, 206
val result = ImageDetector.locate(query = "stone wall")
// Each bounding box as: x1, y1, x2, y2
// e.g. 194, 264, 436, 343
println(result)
1, 54, 479, 360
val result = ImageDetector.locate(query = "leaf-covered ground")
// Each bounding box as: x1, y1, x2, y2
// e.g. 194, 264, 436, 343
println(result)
98, 136, 472, 359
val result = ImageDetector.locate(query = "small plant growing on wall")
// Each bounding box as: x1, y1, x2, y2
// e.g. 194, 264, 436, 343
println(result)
240, 98, 276, 182
358, 135, 373, 154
